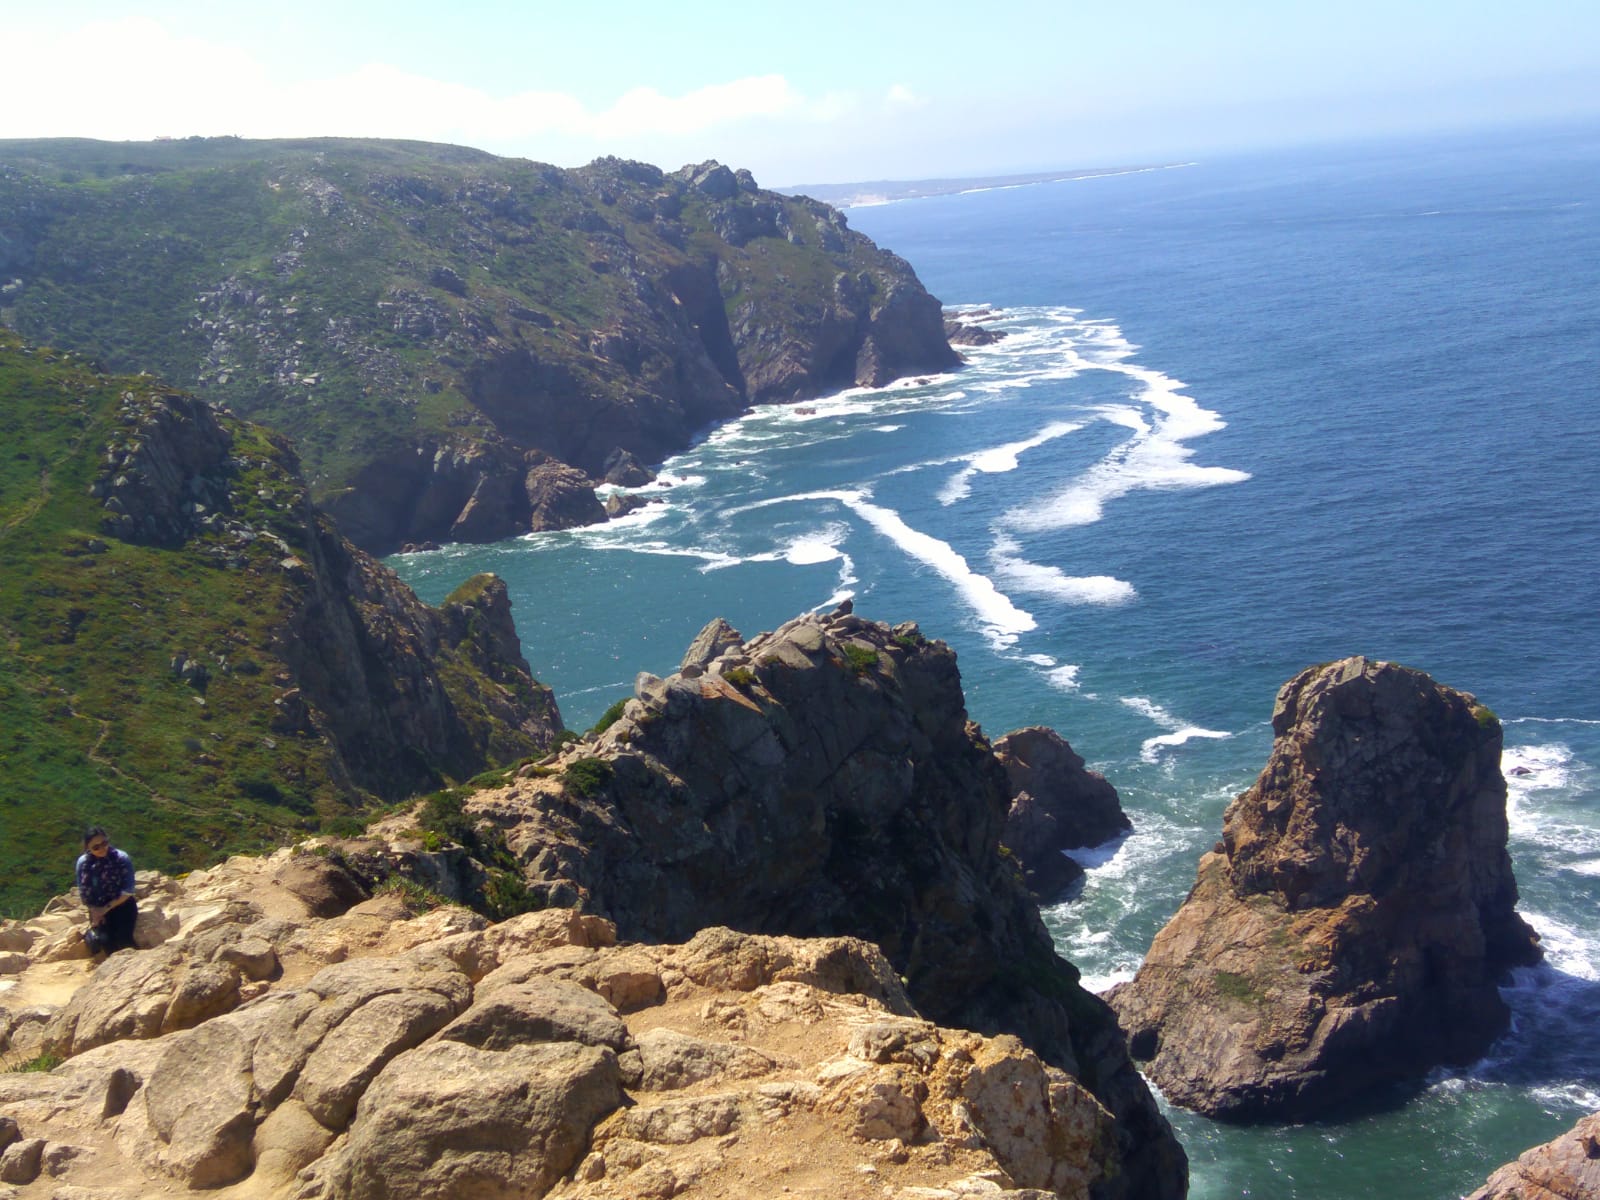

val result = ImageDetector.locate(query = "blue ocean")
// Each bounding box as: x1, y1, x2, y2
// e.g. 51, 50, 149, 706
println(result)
395, 122, 1600, 1198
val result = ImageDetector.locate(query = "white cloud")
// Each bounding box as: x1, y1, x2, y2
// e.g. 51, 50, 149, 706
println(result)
3, 16, 857, 164
885, 84, 928, 110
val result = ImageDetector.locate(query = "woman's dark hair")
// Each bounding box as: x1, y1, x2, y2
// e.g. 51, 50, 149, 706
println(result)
83, 825, 109, 847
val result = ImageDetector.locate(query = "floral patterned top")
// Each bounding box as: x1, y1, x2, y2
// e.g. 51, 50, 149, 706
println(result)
76, 846, 136, 907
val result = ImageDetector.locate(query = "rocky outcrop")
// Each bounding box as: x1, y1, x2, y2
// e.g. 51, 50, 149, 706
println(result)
1467, 1111, 1600, 1199
450, 609, 1186, 1198
121, 387, 561, 796
1, 139, 962, 553
996, 728, 1131, 902
523, 458, 607, 531
1109, 657, 1542, 1121
1, 854, 1151, 1199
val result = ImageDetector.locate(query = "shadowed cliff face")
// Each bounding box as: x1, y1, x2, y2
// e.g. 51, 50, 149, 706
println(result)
0, 140, 960, 553
459, 610, 1188, 1200
1110, 656, 1542, 1122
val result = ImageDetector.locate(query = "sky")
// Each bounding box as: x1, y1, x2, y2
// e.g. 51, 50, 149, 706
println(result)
7, 1, 1599, 186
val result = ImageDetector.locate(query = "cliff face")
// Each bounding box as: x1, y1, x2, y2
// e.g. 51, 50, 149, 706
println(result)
0, 140, 959, 553
0, 858, 1132, 1199
455, 609, 1187, 1199
0, 333, 560, 914
1109, 657, 1541, 1121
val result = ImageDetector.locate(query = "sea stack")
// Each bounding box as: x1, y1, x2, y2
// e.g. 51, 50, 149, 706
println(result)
1109, 656, 1541, 1121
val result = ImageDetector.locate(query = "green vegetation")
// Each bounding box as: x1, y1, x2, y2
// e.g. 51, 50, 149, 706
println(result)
561, 756, 613, 799
723, 666, 757, 688
0, 137, 923, 534
589, 697, 629, 736
0, 334, 547, 916
1213, 970, 1267, 1006
373, 875, 450, 914
841, 644, 880, 676
6, 1051, 64, 1074
1472, 702, 1500, 729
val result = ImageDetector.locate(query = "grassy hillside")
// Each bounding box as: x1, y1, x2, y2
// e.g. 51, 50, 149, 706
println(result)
0, 330, 557, 915
0, 139, 955, 552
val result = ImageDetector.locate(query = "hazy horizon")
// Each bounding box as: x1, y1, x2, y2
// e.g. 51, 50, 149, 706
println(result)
5, 2, 1599, 188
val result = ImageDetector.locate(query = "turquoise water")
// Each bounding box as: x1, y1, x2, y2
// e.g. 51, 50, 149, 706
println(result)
394, 122, 1600, 1197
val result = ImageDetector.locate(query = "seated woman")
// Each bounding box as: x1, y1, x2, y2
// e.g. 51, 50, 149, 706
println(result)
76, 826, 138, 955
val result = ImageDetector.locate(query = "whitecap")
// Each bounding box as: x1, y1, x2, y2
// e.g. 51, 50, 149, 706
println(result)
990, 546, 1137, 607
1120, 696, 1232, 762
874, 424, 904, 433
939, 420, 1084, 505
1046, 665, 1082, 691
740, 488, 1035, 648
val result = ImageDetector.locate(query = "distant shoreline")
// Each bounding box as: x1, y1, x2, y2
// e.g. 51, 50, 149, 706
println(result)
778, 162, 1197, 209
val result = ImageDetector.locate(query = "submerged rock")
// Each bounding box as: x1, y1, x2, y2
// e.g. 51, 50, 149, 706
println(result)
1110, 656, 1541, 1121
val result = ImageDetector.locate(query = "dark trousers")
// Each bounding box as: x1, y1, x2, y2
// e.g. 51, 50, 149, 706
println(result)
98, 899, 138, 953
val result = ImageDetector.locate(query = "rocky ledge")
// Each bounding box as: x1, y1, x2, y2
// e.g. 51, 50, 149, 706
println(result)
433, 608, 1186, 1196
1467, 1111, 1600, 1199
0, 857, 1134, 1199
1109, 656, 1541, 1121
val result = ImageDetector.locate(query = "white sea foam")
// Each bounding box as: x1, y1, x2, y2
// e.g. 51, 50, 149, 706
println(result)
1021, 653, 1056, 667
740, 488, 1035, 648
990, 546, 1137, 607
938, 420, 1083, 504
874, 424, 904, 433
1046, 665, 1082, 691
1120, 696, 1232, 762
992, 322, 1251, 533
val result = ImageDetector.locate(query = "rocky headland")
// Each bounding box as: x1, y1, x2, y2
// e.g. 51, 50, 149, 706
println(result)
0, 334, 560, 913
1109, 656, 1542, 1121
0, 139, 963, 553
0, 606, 1193, 1198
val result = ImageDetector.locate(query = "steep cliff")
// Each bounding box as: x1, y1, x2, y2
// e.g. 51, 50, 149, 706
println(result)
447, 609, 1187, 1198
1109, 657, 1541, 1121
0, 139, 959, 553
0, 332, 560, 914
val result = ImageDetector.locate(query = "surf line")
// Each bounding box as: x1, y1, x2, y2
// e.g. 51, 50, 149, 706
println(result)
736, 488, 1036, 649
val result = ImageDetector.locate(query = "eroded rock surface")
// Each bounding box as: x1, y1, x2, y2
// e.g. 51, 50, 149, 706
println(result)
0, 858, 1143, 1200
1110, 656, 1541, 1121
460, 609, 1185, 1198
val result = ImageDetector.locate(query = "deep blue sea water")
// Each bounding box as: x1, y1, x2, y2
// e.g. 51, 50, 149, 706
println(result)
395, 122, 1600, 1198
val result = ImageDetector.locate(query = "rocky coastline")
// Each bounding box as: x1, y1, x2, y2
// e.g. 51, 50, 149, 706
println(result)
0, 140, 964, 554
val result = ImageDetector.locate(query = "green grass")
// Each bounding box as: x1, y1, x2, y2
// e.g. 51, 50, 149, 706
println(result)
561, 756, 613, 799
841, 644, 880, 676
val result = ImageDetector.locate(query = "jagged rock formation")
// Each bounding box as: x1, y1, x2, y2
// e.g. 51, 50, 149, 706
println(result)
996, 728, 1131, 902
0, 334, 560, 913
0, 138, 960, 552
1467, 1111, 1600, 1199
1109, 657, 1542, 1121
3, 855, 1141, 1199
446, 610, 1186, 1198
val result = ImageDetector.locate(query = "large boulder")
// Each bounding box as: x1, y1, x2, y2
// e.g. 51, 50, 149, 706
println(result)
1110, 657, 1542, 1120
995, 726, 1131, 902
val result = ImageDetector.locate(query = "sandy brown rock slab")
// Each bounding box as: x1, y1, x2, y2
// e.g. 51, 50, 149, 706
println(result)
1467, 1111, 1600, 1199
301, 1040, 623, 1200
1111, 657, 1542, 1121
